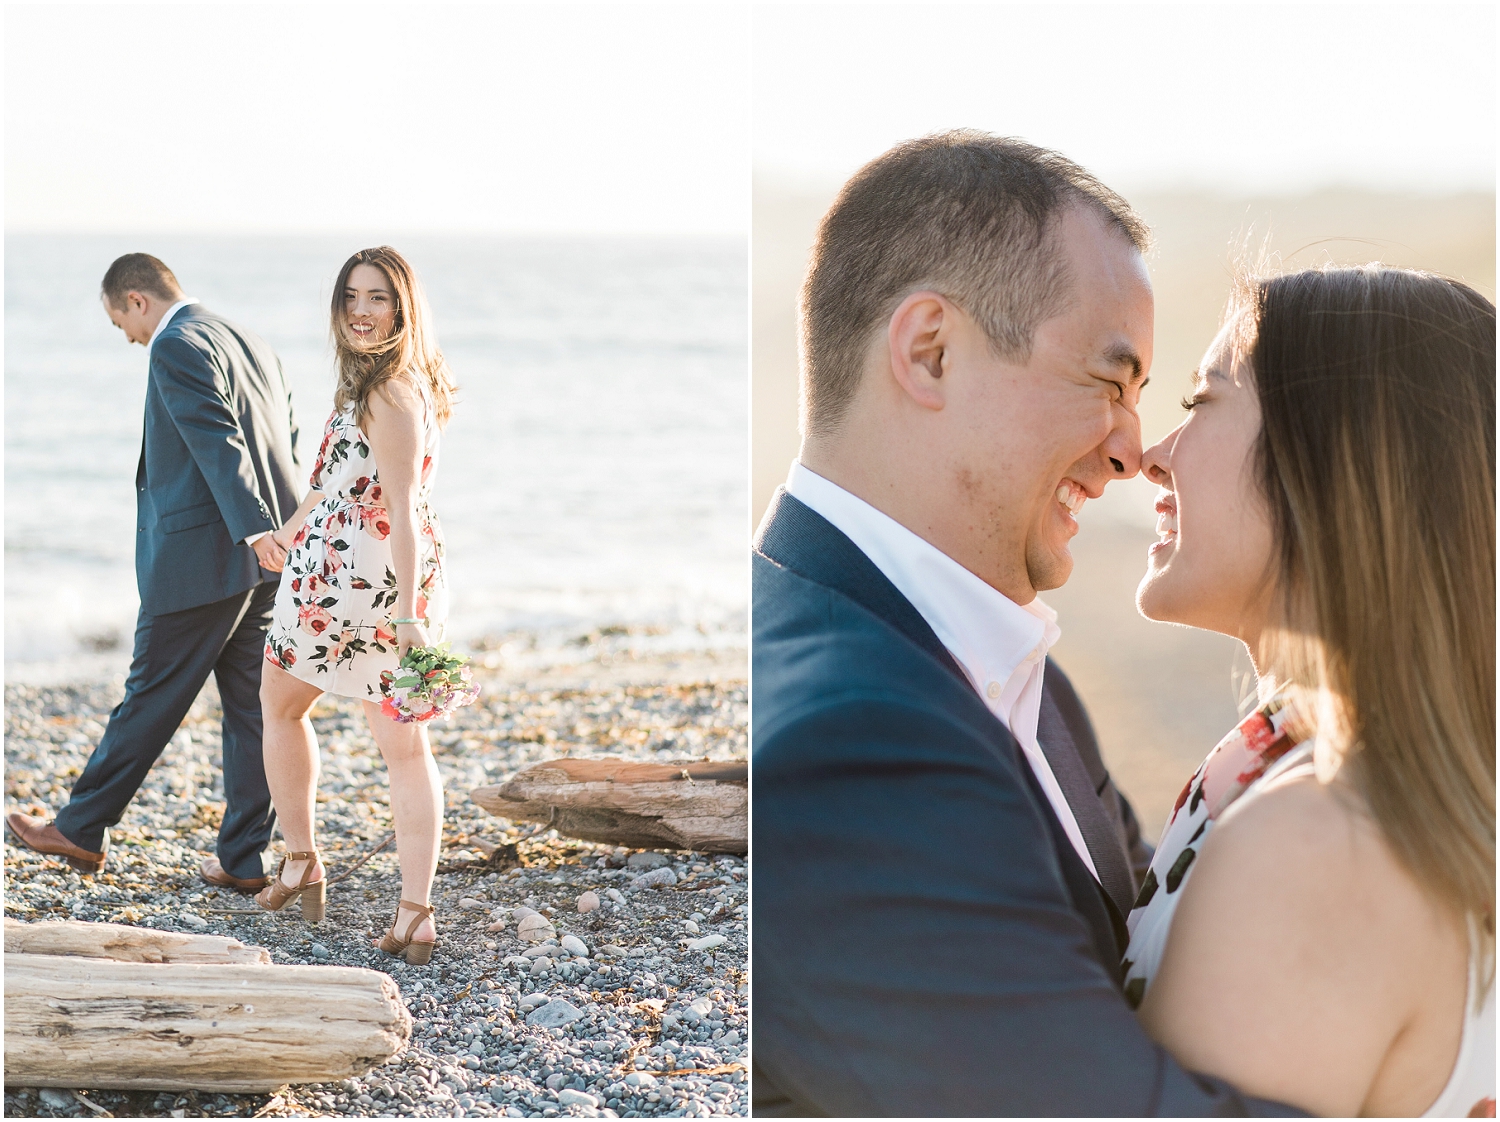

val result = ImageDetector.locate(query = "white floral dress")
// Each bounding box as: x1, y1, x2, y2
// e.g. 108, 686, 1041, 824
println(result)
264, 377, 447, 700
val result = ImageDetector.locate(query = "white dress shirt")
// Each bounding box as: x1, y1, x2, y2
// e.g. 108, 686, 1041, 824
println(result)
785, 460, 1100, 880
146, 298, 267, 548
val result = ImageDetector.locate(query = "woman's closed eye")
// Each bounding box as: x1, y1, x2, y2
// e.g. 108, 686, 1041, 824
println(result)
1181, 387, 1210, 411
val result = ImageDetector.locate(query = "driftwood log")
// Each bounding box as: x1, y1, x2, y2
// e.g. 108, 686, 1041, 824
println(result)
472, 757, 747, 854
4, 920, 409, 1092
4, 918, 270, 965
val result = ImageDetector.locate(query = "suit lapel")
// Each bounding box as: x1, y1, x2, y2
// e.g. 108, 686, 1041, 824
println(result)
758, 489, 1136, 925
1036, 676, 1137, 917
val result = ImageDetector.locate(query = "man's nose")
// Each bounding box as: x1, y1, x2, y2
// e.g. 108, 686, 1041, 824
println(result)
1103, 412, 1144, 480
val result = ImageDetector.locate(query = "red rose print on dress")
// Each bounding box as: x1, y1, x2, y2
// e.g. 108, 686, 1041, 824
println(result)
298, 602, 333, 636
308, 413, 337, 483
360, 506, 392, 540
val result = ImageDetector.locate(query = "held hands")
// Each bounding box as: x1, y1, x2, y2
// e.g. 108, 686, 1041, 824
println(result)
251, 534, 288, 573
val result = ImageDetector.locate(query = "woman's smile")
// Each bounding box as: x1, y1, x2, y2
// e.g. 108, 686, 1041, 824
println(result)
1151, 490, 1177, 556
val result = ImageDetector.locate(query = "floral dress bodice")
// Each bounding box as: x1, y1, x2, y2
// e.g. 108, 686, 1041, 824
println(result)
263, 376, 447, 700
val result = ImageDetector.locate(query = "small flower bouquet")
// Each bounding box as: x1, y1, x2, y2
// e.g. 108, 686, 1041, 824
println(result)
379, 643, 480, 723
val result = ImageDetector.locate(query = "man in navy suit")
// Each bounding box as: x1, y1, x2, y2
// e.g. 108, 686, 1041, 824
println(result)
7, 254, 301, 891
753, 133, 1298, 1115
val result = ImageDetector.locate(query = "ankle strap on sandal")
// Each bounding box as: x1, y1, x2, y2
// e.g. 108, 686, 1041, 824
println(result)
275, 850, 322, 890
392, 899, 435, 945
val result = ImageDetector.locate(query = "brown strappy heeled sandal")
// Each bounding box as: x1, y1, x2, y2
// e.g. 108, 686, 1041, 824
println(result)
378, 900, 436, 965
253, 850, 325, 923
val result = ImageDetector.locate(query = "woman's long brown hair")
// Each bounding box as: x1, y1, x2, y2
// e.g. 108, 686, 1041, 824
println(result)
1245, 265, 1494, 978
330, 246, 456, 428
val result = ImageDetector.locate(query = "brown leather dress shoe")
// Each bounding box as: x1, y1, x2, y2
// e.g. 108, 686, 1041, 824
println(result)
5, 813, 107, 874
199, 856, 270, 893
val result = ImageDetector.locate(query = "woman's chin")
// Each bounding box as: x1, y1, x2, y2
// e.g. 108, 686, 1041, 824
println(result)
1136, 566, 1184, 624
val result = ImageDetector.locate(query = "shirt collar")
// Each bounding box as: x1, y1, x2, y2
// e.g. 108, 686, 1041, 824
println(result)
145, 297, 199, 360
784, 460, 1060, 697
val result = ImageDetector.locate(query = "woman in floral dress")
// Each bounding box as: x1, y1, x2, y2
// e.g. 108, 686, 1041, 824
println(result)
257, 247, 456, 964
1125, 266, 1493, 1116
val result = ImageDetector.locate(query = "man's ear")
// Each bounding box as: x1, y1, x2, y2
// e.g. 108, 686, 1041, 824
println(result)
127, 291, 148, 315
886, 291, 951, 412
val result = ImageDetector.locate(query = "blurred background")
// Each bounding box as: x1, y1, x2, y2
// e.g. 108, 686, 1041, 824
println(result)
6, 3, 749, 685
752, 2, 1496, 839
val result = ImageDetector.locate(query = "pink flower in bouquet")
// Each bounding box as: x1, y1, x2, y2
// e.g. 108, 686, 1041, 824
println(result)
298, 603, 333, 636
380, 696, 402, 721
406, 697, 436, 719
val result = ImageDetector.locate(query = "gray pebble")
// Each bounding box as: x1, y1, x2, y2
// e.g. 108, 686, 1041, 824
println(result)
631, 866, 678, 889
526, 998, 584, 1028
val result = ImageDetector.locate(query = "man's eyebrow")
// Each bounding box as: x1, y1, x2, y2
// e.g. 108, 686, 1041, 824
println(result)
1102, 343, 1144, 382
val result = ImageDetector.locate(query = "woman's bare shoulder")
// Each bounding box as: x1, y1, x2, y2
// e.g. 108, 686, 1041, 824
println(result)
1139, 770, 1448, 1115
364, 374, 425, 431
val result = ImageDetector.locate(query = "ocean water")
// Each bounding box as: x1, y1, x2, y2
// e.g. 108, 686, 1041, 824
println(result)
5, 235, 748, 679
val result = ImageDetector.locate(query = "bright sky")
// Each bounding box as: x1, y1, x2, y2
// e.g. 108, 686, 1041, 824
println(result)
754, 2, 1497, 195
5, 3, 750, 236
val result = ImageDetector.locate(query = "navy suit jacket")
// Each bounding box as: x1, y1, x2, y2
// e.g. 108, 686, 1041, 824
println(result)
136, 305, 300, 616
751, 490, 1300, 1117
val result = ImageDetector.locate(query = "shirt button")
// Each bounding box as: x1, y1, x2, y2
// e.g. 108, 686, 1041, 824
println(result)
986, 681, 1001, 700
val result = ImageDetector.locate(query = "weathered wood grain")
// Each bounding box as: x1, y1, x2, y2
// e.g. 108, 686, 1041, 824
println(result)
4, 954, 410, 1091
4, 918, 271, 965
472, 757, 747, 853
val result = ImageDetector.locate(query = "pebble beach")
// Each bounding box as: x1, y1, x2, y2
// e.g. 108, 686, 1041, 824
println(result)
3, 647, 748, 1119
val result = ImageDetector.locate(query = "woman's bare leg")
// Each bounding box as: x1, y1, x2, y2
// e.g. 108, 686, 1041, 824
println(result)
260, 662, 326, 887
363, 699, 441, 944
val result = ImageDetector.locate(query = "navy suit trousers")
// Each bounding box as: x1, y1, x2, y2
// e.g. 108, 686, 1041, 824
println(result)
55, 583, 278, 879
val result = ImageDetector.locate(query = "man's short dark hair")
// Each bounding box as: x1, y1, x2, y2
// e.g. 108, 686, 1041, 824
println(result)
101, 253, 183, 310
799, 130, 1151, 437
